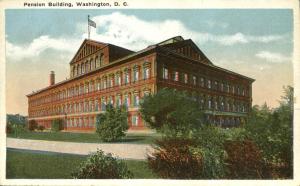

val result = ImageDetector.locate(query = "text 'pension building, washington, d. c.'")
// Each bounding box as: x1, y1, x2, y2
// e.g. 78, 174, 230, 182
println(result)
27, 36, 255, 132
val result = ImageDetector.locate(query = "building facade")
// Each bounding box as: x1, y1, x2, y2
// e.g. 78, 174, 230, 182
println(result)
27, 36, 254, 132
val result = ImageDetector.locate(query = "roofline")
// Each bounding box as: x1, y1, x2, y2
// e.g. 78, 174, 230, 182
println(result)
27, 37, 254, 97
26, 45, 156, 97
157, 46, 255, 82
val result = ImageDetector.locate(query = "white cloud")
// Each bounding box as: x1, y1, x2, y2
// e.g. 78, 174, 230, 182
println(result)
6, 12, 288, 61
255, 51, 291, 63
6, 36, 81, 61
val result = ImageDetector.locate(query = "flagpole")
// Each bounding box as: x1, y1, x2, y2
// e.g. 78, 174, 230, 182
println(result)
88, 15, 90, 39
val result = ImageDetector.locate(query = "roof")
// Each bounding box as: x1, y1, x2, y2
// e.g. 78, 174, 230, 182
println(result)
27, 36, 255, 97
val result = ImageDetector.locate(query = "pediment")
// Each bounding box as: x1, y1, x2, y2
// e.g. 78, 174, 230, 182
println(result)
162, 39, 213, 65
70, 39, 107, 64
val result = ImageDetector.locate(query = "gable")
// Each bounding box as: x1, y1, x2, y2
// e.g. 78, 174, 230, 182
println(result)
70, 39, 108, 64
161, 39, 213, 65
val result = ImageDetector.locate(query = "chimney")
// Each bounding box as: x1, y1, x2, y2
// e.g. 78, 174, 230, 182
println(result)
50, 71, 55, 86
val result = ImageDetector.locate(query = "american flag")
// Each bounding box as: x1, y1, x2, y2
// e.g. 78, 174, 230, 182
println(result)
88, 17, 96, 28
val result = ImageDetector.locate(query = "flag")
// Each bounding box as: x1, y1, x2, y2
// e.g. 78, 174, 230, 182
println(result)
88, 18, 96, 28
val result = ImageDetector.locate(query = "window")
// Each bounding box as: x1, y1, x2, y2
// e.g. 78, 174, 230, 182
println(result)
85, 83, 89, 94
109, 76, 114, 87
115, 73, 121, 85
207, 80, 211, 89
95, 100, 99, 111
144, 90, 150, 97
89, 81, 94, 92
101, 97, 106, 111
124, 94, 130, 107
214, 81, 218, 90
89, 100, 93, 112
173, 71, 179, 81
163, 67, 168, 79
81, 64, 85, 74
208, 98, 212, 109
132, 115, 139, 126
133, 68, 139, 82
125, 71, 130, 84
184, 73, 188, 84
200, 77, 205, 87
192, 75, 197, 85
144, 68, 150, 79
97, 80, 101, 91
103, 78, 107, 89
220, 83, 224, 92
109, 96, 114, 105
133, 94, 139, 107
116, 95, 122, 107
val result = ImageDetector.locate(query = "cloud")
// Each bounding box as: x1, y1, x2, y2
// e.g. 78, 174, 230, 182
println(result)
6, 36, 81, 61
83, 12, 287, 50
6, 12, 288, 61
255, 51, 291, 63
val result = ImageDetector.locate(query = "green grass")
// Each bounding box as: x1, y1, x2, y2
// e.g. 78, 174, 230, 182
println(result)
7, 130, 161, 144
6, 149, 158, 179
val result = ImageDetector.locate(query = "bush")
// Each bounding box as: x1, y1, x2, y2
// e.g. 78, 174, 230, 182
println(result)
28, 120, 38, 131
96, 105, 128, 142
148, 138, 203, 179
6, 123, 12, 134
191, 126, 228, 179
51, 119, 63, 132
224, 139, 268, 179
37, 125, 45, 131
71, 149, 133, 179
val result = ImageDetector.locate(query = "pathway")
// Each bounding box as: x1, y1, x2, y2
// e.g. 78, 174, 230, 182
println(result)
6, 138, 154, 160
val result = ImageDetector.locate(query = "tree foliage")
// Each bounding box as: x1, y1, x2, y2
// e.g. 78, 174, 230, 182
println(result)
245, 86, 293, 178
96, 104, 129, 142
72, 149, 133, 179
148, 138, 203, 179
140, 88, 204, 137
51, 119, 63, 132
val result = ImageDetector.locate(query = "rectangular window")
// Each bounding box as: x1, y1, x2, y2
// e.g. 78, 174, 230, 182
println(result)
174, 71, 179, 81
192, 75, 197, 85
125, 73, 130, 84
163, 67, 168, 79
207, 80, 211, 89
133, 95, 139, 107
132, 115, 138, 126
184, 73, 188, 84
200, 77, 205, 87
144, 68, 150, 79
134, 70, 139, 82
124, 95, 129, 107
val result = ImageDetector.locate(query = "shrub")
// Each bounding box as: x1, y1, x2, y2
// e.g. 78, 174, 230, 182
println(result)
148, 138, 203, 179
28, 120, 38, 131
51, 119, 63, 132
71, 149, 133, 179
37, 125, 45, 131
96, 104, 128, 142
6, 123, 12, 134
191, 126, 228, 179
224, 139, 268, 179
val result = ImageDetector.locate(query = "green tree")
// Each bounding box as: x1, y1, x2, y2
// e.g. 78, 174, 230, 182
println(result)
96, 104, 129, 142
140, 88, 204, 137
245, 86, 293, 178
51, 119, 63, 132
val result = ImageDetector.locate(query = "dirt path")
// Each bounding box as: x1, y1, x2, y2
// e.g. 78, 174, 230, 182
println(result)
6, 138, 154, 160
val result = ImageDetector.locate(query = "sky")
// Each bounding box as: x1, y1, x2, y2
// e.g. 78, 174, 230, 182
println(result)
5, 9, 293, 115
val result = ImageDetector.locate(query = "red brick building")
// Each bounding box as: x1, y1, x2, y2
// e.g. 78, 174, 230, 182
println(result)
27, 36, 254, 132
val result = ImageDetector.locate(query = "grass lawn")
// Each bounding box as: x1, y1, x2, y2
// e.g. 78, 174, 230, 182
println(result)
7, 130, 161, 144
6, 148, 158, 179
